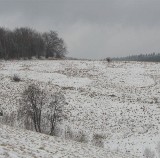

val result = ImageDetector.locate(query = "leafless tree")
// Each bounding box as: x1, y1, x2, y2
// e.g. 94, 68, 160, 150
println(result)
18, 84, 65, 135
43, 31, 67, 58
18, 84, 45, 132
46, 93, 65, 136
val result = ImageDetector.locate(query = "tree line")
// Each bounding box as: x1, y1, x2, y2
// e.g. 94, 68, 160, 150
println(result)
113, 53, 160, 62
0, 27, 67, 59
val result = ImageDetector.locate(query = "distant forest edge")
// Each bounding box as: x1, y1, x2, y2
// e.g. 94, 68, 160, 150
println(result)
112, 53, 160, 62
0, 27, 67, 59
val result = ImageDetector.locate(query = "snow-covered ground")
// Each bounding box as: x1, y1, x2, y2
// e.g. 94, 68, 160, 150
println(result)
0, 123, 134, 158
0, 60, 160, 157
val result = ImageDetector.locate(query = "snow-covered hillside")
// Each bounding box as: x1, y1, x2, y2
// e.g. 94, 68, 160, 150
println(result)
0, 60, 160, 157
0, 123, 133, 158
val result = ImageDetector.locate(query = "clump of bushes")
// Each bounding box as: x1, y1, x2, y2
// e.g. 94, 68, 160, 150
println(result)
12, 74, 21, 82
74, 130, 88, 143
64, 126, 88, 143
92, 133, 106, 148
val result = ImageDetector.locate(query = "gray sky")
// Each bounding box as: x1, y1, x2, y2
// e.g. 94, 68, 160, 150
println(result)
0, 0, 160, 59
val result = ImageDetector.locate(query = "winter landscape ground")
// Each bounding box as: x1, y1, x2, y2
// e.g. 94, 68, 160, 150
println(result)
0, 60, 160, 157
0, 123, 132, 158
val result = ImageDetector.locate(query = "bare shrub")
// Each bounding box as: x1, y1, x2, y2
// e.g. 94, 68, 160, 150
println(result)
39, 56, 46, 60
18, 84, 65, 135
64, 126, 74, 140
31, 56, 37, 60
1, 111, 16, 126
143, 148, 155, 158
64, 127, 88, 143
92, 133, 106, 148
74, 130, 88, 143
106, 57, 111, 63
12, 74, 21, 82
45, 93, 65, 136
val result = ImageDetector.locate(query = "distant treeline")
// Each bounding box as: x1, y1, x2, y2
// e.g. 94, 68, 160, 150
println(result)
113, 53, 160, 62
0, 27, 67, 59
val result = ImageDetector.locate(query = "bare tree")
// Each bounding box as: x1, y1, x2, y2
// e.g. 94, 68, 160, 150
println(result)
18, 84, 45, 132
46, 93, 65, 135
43, 31, 67, 58
0, 27, 11, 59
18, 84, 65, 135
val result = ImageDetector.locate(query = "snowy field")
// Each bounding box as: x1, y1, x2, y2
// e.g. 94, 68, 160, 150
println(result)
0, 60, 160, 157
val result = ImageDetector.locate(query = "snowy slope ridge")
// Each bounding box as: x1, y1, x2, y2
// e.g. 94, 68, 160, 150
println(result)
0, 124, 133, 158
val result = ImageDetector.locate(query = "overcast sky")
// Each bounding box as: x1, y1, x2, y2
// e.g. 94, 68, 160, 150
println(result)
0, 0, 160, 59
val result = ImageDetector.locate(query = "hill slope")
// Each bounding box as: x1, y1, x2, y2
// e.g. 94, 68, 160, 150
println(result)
0, 124, 133, 158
